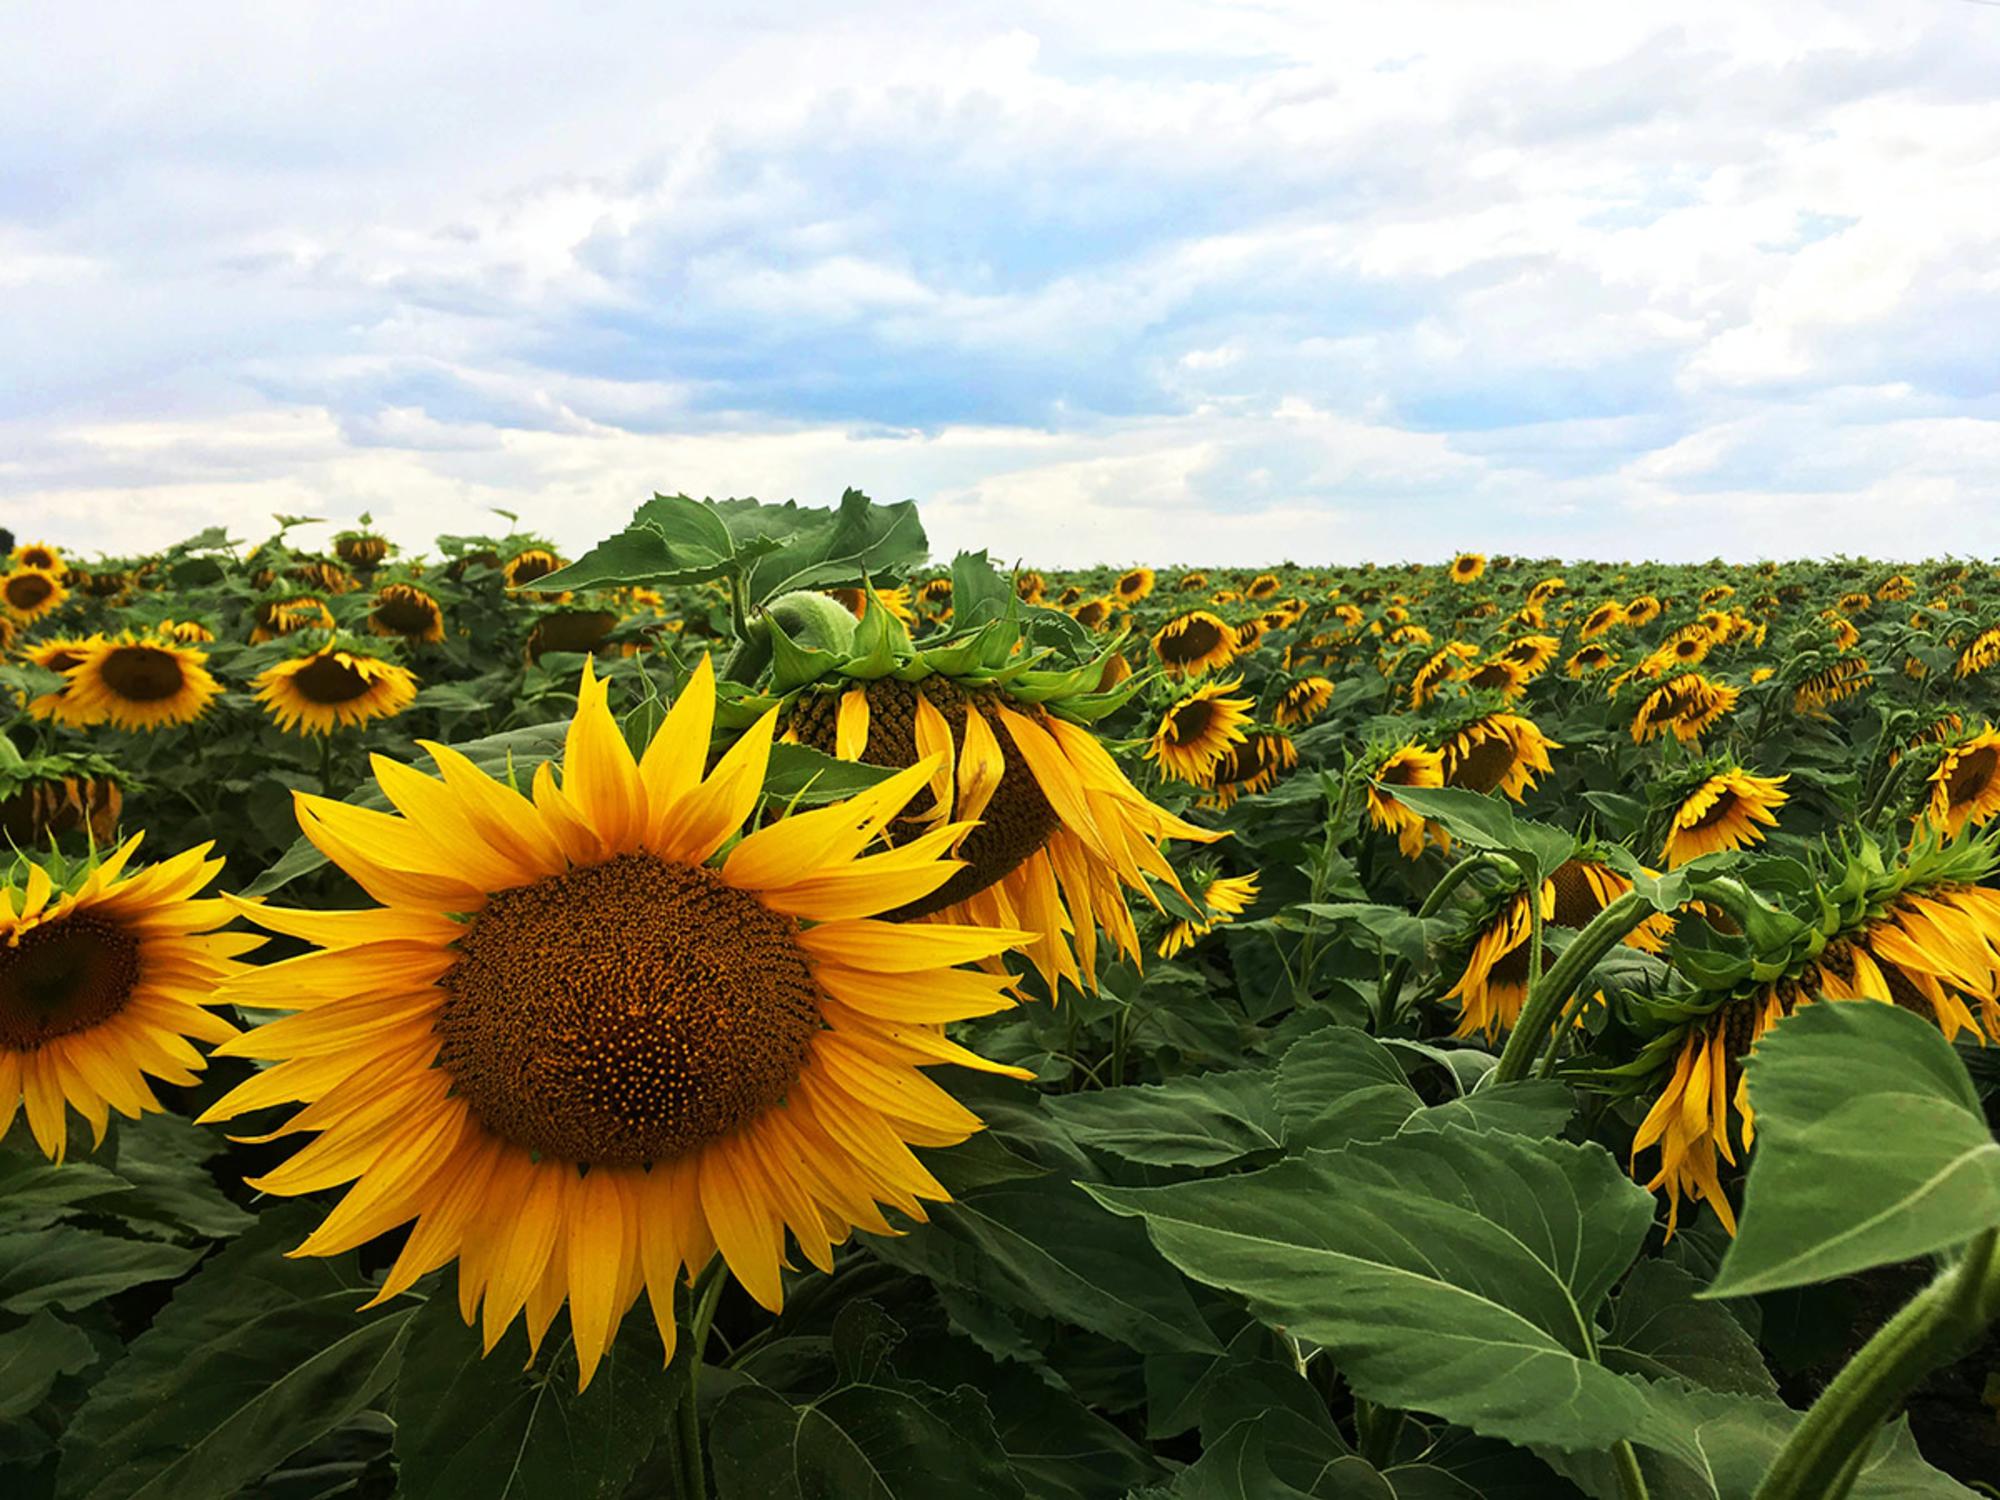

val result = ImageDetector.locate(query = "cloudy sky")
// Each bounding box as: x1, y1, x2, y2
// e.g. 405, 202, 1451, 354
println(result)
6, 1, 1999, 567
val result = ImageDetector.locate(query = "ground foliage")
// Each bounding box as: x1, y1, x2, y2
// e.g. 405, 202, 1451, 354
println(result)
5, 502, 2000, 1497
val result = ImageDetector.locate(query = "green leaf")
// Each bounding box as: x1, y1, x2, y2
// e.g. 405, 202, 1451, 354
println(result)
1136, 1416, 1386, 1500
392, 1295, 682, 1500
104, 1113, 255, 1242
742, 489, 930, 605
1599, 1260, 1775, 1397
0, 1228, 202, 1315
0, 1311, 97, 1420
0, 1147, 134, 1229
1088, 1127, 1657, 1450
1294, 903, 1455, 966
949, 551, 1015, 633
762, 743, 898, 806
1275, 1027, 1424, 1152
1708, 1000, 2000, 1298
1041, 1073, 1283, 1169
1382, 787, 1576, 887
710, 1381, 1026, 1500
55, 1208, 412, 1500
533, 493, 737, 592
1400, 1080, 1576, 1139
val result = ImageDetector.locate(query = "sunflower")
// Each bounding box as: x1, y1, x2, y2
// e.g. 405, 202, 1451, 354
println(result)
526, 610, 625, 663
826, 586, 916, 626
22, 637, 102, 725
1825, 615, 1860, 651
1955, 627, 2000, 679
1566, 644, 1617, 678
252, 645, 420, 736
1625, 594, 1662, 628
1631, 674, 1739, 744
288, 559, 360, 596
1496, 634, 1560, 678
1440, 713, 1558, 801
1528, 576, 1566, 606
1146, 680, 1254, 786
1460, 658, 1530, 701
1579, 602, 1623, 641
918, 578, 955, 617
155, 619, 215, 645
1072, 598, 1114, 632
1408, 643, 1477, 708
335, 532, 390, 569
1178, 571, 1209, 591
1661, 768, 1789, 867
1447, 553, 1486, 585
785, 673, 1220, 996
11, 541, 62, 572
1644, 632, 1711, 674
1926, 727, 2000, 838
251, 596, 337, 643
1015, 571, 1047, 606
1151, 611, 1237, 678
1446, 860, 1664, 1039
1366, 742, 1445, 858
1056, 585, 1085, 608
201, 659, 1029, 1388
2, 568, 67, 624
1247, 573, 1282, 601
368, 583, 447, 644
1200, 731, 1297, 810
2, 838, 252, 1162
1114, 567, 1156, 604
503, 547, 565, 591
1233, 619, 1269, 654
1272, 676, 1334, 728
1794, 656, 1870, 716
1158, 872, 1260, 959
61, 637, 222, 731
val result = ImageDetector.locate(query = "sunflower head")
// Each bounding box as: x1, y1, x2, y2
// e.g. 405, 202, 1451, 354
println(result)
0, 746, 126, 849
250, 595, 337, 643
1448, 552, 1486, 585
1247, 573, 1282, 601
368, 581, 448, 644
1015, 570, 1047, 605
1201, 730, 1298, 809
1272, 676, 1335, 728
1151, 611, 1237, 678
1177, 571, 1209, 591
1925, 725, 2000, 839
251, 638, 420, 736
1625, 594, 1662, 628
1366, 740, 1445, 858
1630, 672, 1739, 745
2, 568, 68, 624
10, 542, 62, 573
1072, 598, 1114, 632
1115, 567, 1156, 603
1157, 869, 1261, 958
1659, 762, 1789, 867
61, 635, 222, 732
1440, 711, 1559, 801
1566, 644, 1617, 678
334, 531, 391, 569
503, 545, 566, 592
1146, 679, 1254, 787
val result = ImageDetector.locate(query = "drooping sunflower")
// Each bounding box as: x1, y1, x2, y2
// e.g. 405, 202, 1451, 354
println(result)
252, 644, 420, 736
61, 636, 223, 731
11, 541, 62, 572
1495, 634, 1560, 679
1158, 871, 1261, 959
1440, 713, 1558, 801
335, 531, 390, 569
1146, 680, 1254, 786
368, 583, 448, 644
1247, 573, 1282, 601
2, 568, 67, 624
1114, 567, 1156, 605
1925, 726, 2000, 838
1200, 731, 1297, 810
1272, 676, 1334, 728
1408, 642, 1477, 708
202, 659, 1028, 1388
0, 757, 125, 848
1366, 742, 1445, 859
1446, 860, 1666, 1040
1625, 594, 1662, 628
1566, 644, 1617, 679
250, 596, 337, 643
1447, 553, 1486, 585
1233, 619, 1270, 655
1151, 611, 1237, 678
1793, 656, 1871, 716
1660, 767, 1789, 867
1630, 673, 1739, 745
1177, 571, 1209, 592
1630, 835, 2000, 1234
2, 838, 252, 1162
527, 609, 630, 663
503, 546, 566, 591
1072, 598, 1115, 632
1460, 658, 1530, 702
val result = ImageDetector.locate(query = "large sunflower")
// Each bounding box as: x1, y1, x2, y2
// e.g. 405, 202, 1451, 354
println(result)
368, 583, 447, 644
1150, 611, 1237, 678
252, 645, 420, 736
1661, 767, 1788, 867
11, 541, 62, 572
2, 568, 67, 624
1440, 712, 1558, 801
203, 659, 1029, 1389
1926, 726, 2000, 838
1366, 742, 1445, 858
1146, 680, 1253, 786
2, 838, 251, 1162
61, 636, 223, 731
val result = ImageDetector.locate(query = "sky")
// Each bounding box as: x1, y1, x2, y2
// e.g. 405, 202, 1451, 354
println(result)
5, 0, 2000, 568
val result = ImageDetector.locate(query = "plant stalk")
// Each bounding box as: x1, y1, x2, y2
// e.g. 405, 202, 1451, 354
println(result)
1493, 891, 1650, 1084
1373, 851, 1500, 1033
674, 1258, 729, 1500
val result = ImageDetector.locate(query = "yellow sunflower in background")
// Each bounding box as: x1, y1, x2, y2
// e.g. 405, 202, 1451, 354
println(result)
1015, 571, 1047, 605
1447, 553, 1486, 585
1056, 585, 1085, 608
1631, 674, 1739, 745
826, 585, 917, 626
1072, 598, 1115, 632
1441, 713, 1558, 801
11, 541, 63, 572
1366, 742, 1445, 858
1177, 571, 1209, 591
1461, 658, 1530, 701
1158, 872, 1260, 959
1566, 644, 1617, 679
1233, 619, 1269, 655
23, 637, 101, 724
155, 619, 215, 644
1146, 680, 1254, 786
1151, 611, 1237, 677
1625, 594, 1663, 628
61, 636, 223, 731
1661, 768, 1789, 867
2, 569, 67, 624
1579, 601, 1623, 641
1272, 676, 1334, 727
368, 583, 448, 644
1114, 567, 1156, 605
1926, 727, 2000, 838
1201, 731, 1297, 810
1496, 634, 1560, 678
252, 645, 420, 736
918, 578, 955, 618
250, 596, 337, 643
1, 838, 253, 1162
503, 547, 565, 591
203, 659, 1029, 1389
1408, 642, 1477, 708
1247, 573, 1282, 601
1794, 656, 1870, 715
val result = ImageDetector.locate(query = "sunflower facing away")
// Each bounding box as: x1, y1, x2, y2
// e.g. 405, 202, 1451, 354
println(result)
1, 838, 252, 1162
1366, 742, 1445, 858
1926, 726, 2000, 838
60, 636, 223, 731
203, 659, 1031, 1390
1150, 611, 1237, 678
503, 547, 565, 591
368, 583, 448, 644
252, 645, 420, 735
1146, 680, 1254, 786
1200, 730, 1298, 810
1158, 871, 1260, 959
1447, 552, 1486, 585
2, 568, 67, 624
1661, 767, 1789, 867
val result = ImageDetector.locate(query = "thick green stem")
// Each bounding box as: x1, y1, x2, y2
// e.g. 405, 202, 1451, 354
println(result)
1611, 1438, 1651, 1500
1374, 852, 1501, 1033
1493, 891, 1651, 1084
674, 1258, 728, 1500
1755, 1228, 2000, 1500
1353, 1397, 1406, 1467
1860, 755, 1912, 829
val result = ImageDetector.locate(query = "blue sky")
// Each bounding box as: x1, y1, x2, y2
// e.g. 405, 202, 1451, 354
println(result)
7, 1, 2000, 565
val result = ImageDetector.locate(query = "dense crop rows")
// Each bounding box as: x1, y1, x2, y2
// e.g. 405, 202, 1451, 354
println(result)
4, 491, 1999, 1498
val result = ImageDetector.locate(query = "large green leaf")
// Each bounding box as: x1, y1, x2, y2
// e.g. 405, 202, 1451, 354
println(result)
710, 1380, 1025, 1500
0, 1311, 97, 1421
1135, 1416, 1388, 1500
1382, 788, 1575, 888
742, 489, 929, 604
103, 1114, 255, 1242
532, 493, 739, 593
55, 1208, 412, 1500
0, 1228, 202, 1315
1089, 1126, 1657, 1450
1042, 1073, 1283, 1169
762, 743, 898, 806
392, 1296, 681, 1500
1275, 1027, 1570, 1151
1709, 1000, 2000, 1298
1598, 1260, 1774, 1397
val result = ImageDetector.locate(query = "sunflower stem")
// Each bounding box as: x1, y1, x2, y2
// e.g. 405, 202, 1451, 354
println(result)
1493, 891, 1650, 1085
1374, 851, 1498, 1033
674, 1258, 729, 1500
1611, 1437, 1651, 1500
1755, 1227, 2000, 1500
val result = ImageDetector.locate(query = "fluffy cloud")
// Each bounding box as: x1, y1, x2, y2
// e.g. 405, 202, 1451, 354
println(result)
5, 0, 1999, 563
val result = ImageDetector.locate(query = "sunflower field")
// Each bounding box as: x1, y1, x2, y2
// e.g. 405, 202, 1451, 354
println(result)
7, 493, 2000, 1499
